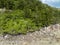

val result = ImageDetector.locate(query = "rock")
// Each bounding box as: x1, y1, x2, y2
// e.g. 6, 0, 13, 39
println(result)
0, 24, 60, 45
23, 42, 29, 45
3, 34, 12, 39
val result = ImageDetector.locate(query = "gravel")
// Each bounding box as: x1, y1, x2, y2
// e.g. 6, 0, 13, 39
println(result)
0, 24, 60, 45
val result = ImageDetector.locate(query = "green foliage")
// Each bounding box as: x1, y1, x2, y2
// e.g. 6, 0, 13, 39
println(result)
0, 10, 37, 34
0, 0, 60, 35
1, 19, 36, 34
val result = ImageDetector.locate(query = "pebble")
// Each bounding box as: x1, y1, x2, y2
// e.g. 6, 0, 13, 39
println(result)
0, 24, 60, 45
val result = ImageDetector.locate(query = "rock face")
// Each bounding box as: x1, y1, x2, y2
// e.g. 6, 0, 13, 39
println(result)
0, 24, 60, 45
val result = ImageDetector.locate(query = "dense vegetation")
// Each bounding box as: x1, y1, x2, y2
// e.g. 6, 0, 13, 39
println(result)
0, 0, 60, 35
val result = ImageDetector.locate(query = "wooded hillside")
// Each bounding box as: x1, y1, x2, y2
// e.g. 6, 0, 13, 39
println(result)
0, 0, 60, 35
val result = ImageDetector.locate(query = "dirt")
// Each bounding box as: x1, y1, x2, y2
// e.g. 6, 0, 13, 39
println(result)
0, 24, 60, 45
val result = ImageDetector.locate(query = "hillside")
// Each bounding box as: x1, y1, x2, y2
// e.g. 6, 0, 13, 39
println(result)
0, 24, 60, 45
0, 0, 60, 35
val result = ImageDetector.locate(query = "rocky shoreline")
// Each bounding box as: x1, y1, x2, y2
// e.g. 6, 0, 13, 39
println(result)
0, 24, 60, 45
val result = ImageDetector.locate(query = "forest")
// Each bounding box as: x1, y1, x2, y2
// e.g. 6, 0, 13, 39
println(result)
0, 0, 60, 35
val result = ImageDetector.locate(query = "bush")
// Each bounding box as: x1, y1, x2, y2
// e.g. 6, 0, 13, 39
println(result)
0, 0, 60, 35
0, 11, 37, 34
